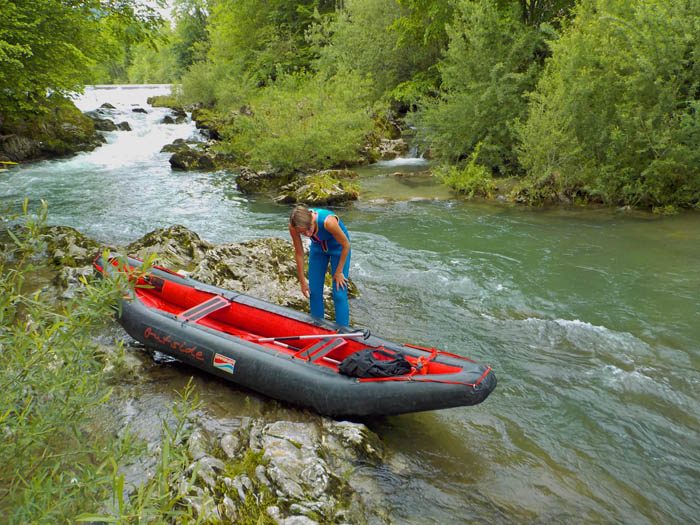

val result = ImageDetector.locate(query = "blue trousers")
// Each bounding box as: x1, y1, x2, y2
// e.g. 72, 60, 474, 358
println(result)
308, 246, 350, 326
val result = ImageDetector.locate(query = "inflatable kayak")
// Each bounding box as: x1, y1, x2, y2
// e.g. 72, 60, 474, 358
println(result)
94, 254, 496, 417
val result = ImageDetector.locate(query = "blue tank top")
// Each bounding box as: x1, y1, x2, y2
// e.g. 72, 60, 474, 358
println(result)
310, 208, 350, 253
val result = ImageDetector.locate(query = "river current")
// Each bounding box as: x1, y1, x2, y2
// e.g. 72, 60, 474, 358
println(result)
1, 85, 698, 523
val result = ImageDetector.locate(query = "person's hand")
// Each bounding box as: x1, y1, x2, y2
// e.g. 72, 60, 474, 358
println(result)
333, 272, 347, 291
300, 279, 310, 298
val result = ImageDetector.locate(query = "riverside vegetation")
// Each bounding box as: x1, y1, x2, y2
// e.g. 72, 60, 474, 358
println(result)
2, 0, 698, 212
0, 201, 204, 522
1, 202, 385, 523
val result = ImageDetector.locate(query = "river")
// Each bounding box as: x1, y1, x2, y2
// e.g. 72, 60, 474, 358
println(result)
1, 85, 698, 523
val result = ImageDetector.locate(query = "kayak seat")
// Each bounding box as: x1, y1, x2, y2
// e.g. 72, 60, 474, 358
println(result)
295, 338, 346, 363
177, 295, 230, 323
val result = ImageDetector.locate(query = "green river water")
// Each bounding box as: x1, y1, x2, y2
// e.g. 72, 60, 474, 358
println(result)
1, 86, 698, 523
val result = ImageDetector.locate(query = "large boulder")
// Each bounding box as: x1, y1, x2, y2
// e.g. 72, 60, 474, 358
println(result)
275, 171, 359, 206
168, 417, 387, 523
0, 96, 105, 162
126, 224, 214, 270
190, 238, 306, 309
236, 167, 295, 194
169, 149, 216, 171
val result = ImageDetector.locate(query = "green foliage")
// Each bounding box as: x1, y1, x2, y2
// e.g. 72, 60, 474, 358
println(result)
206, 0, 334, 88
0, 0, 165, 114
127, 36, 180, 84
434, 143, 496, 197
411, 0, 551, 175
310, 0, 443, 105
517, 0, 700, 208
0, 201, 201, 522
78, 379, 202, 523
217, 70, 379, 173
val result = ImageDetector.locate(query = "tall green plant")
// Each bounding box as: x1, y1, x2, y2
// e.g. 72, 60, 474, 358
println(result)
411, 0, 552, 175
0, 201, 201, 522
218, 70, 378, 172
517, 0, 700, 208
0, 0, 164, 115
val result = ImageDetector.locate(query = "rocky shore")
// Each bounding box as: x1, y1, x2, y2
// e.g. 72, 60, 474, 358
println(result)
37, 223, 390, 523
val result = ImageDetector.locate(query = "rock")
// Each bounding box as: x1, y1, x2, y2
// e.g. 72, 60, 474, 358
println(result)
0, 96, 105, 162
100, 103, 116, 109
221, 433, 241, 459
377, 138, 409, 160
189, 238, 306, 309
275, 171, 359, 206
126, 224, 213, 270
169, 149, 216, 171
132, 107, 148, 114
160, 139, 190, 154
91, 117, 118, 131
117, 121, 131, 131
45, 225, 108, 268
0, 134, 42, 162
236, 167, 295, 194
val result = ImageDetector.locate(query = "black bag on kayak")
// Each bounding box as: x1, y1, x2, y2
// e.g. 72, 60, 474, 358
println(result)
339, 348, 412, 378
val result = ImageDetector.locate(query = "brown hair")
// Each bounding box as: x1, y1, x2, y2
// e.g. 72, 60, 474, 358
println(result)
290, 205, 313, 229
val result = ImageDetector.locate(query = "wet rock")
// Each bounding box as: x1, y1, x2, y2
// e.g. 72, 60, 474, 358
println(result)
91, 117, 118, 132
169, 148, 216, 171
100, 103, 117, 109
275, 170, 359, 206
190, 238, 305, 309
236, 166, 295, 194
132, 107, 148, 114
190, 107, 223, 141
117, 121, 131, 131
160, 139, 190, 153
126, 224, 213, 270
377, 138, 409, 160
0, 97, 105, 162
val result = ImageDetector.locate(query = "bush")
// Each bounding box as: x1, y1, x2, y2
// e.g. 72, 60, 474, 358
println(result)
218, 70, 380, 172
434, 143, 496, 198
517, 0, 700, 208
0, 201, 200, 522
411, 0, 550, 175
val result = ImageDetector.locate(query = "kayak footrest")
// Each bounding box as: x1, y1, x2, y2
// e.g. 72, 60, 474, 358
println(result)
295, 338, 346, 362
177, 295, 229, 323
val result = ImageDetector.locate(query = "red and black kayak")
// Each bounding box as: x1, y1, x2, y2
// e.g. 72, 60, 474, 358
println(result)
94, 254, 496, 417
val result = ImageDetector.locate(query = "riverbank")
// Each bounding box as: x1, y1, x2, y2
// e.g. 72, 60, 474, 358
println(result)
1, 220, 391, 522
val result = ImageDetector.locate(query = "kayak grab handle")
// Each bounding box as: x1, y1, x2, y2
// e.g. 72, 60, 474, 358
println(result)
257, 328, 370, 343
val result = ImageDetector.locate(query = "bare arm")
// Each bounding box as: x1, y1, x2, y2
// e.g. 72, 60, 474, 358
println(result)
324, 216, 351, 291
288, 223, 310, 298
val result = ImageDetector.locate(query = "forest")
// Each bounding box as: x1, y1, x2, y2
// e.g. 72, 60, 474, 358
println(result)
2, 0, 699, 211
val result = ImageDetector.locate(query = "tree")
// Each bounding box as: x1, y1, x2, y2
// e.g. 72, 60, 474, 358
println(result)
170, 0, 210, 78
411, 0, 552, 174
0, 0, 165, 114
517, 0, 700, 208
